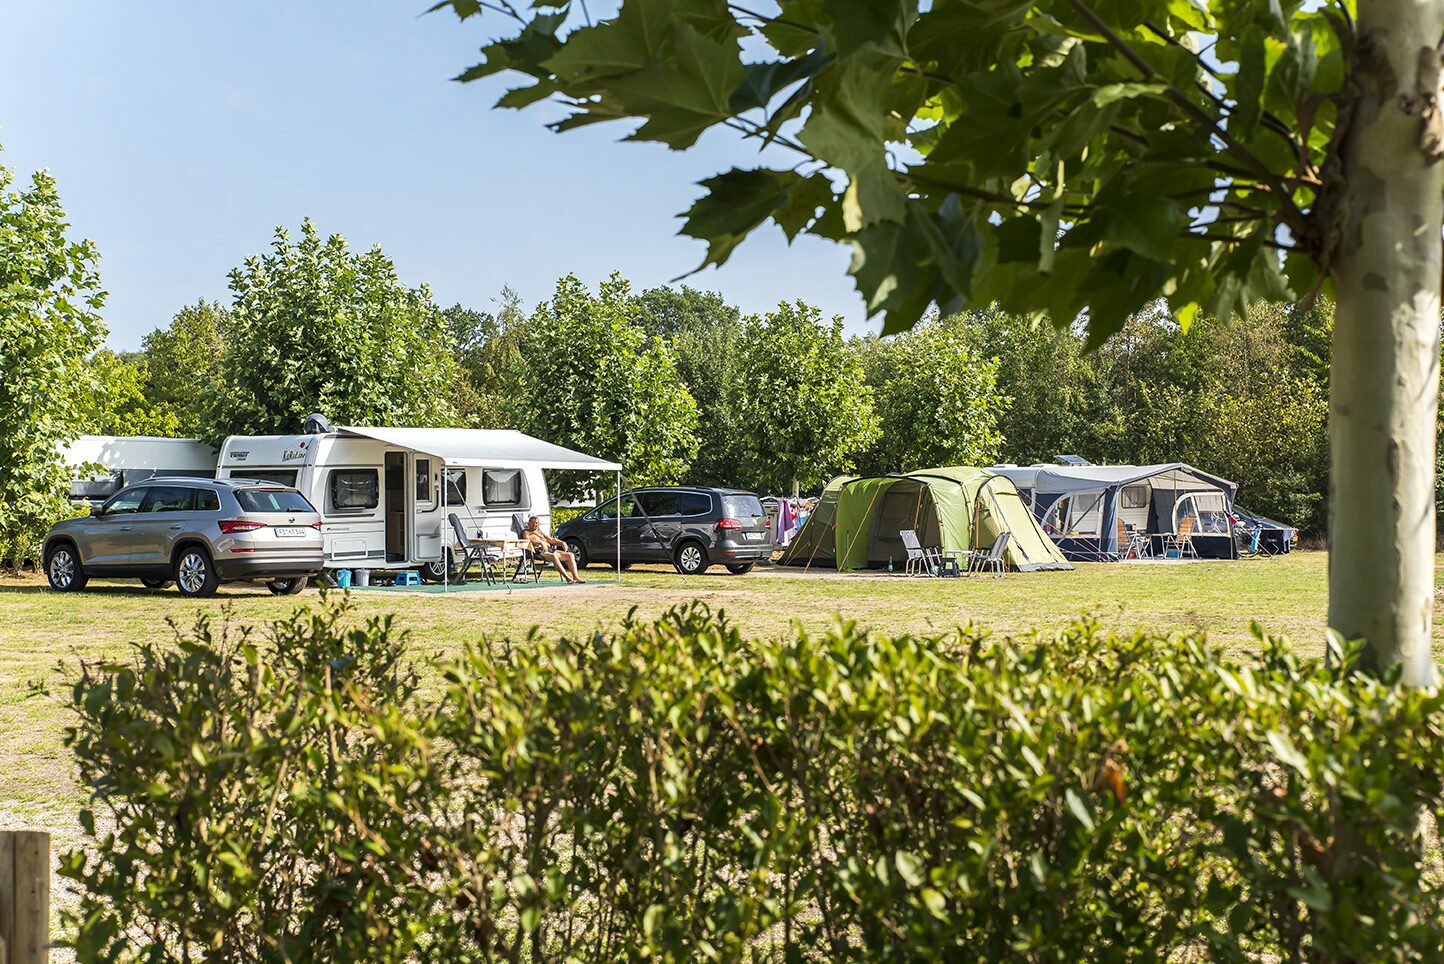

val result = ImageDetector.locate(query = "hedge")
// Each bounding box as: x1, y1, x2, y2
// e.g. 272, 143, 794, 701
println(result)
61, 597, 1444, 961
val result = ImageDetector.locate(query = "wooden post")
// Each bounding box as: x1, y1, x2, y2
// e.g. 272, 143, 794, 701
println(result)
0, 831, 50, 964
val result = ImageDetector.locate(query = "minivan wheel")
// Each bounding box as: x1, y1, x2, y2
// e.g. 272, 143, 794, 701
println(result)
175, 547, 220, 598
725, 562, 755, 575
45, 544, 88, 592
566, 539, 589, 569
140, 577, 172, 590
266, 577, 307, 596
673, 541, 709, 575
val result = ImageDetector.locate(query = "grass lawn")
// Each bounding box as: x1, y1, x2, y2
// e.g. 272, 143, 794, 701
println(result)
5, 549, 1444, 939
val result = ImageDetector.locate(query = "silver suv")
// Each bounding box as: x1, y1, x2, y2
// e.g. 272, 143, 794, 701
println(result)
43, 477, 324, 597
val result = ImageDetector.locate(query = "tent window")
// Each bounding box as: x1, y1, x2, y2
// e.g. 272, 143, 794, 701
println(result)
329, 469, 379, 513
483, 469, 524, 507
1175, 491, 1230, 534
1120, 484, 1149, 509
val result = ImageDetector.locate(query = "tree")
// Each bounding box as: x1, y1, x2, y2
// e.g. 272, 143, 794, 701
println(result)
83, 351, 184, 438
440, 0, 1442, 682
856, 319, 1010, 475
633, 284, 739, 338
209, 220, 459, 440
139, 300, 226, 437
732, 301, 878, 493
518, 273, 699, 496
0, 150, 106, 566
443, 288, 527, 427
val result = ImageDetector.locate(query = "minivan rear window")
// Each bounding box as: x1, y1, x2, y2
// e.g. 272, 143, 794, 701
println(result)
723, 495, 764, 519
238, 488, 316, 513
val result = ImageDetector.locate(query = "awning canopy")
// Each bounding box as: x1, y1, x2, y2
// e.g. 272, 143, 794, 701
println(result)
993, 462, 1236, 500
335, 426, 622, 472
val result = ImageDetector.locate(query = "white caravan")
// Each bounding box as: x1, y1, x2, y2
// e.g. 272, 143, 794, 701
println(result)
216, 424, 621, 578
65, 435, 219, 507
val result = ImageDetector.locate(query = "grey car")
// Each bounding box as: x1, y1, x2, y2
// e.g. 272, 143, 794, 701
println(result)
43, 477, 324, 597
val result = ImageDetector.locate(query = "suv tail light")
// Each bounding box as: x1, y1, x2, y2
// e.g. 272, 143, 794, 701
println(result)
310, 521, 323, 530
716, 518, 743, 530
218, 519, 265, 533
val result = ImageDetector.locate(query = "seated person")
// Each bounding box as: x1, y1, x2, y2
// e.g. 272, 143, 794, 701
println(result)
523, 516, 585, 584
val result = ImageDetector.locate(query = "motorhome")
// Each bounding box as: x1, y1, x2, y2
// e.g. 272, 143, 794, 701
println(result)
216, 421, 620, 579
65, 435, 219, 507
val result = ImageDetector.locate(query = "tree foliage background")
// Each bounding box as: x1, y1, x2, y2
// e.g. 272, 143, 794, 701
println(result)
0, 151, 106, 565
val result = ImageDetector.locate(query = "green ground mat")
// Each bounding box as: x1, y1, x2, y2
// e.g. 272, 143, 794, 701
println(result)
347, 578, 598, 593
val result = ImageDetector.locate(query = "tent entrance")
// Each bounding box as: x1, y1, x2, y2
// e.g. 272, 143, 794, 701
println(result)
867, 480, 942, 567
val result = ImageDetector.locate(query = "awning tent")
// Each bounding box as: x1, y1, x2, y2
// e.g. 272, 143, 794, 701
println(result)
778, 466, 1072, 572
992, 462, 1238, 561
335, 427, 622, 472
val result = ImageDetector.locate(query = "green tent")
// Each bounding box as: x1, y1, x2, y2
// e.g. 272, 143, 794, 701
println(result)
779, 467, 1072, 572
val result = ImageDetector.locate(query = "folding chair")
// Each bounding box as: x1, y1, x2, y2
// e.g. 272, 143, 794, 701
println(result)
1162, 516, 1199, 558
968, 531, 1012, 577
448, 514, 501, 585
899, 529, 965, 577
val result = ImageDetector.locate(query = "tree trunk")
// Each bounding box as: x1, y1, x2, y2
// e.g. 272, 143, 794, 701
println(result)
1329, 0, 1444, 686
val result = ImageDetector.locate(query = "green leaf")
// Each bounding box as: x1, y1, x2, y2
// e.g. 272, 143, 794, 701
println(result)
895, 849, 925, 887
1091, 81, 1169, 107
1232, 27, 1268, 139
680, 168, 814, 269
1065, 787, 1095, 831
1267, 729, 1310, 776
1095, 195, 1184, 263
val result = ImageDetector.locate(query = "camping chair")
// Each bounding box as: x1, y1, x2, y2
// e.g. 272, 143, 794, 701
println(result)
968, 531, 1012, 577
1116, 519, 1151, 560
507, 512, 546, 583
1162, 516, 1199, 559
448, 514, 501, 585
899, 529, 964, 577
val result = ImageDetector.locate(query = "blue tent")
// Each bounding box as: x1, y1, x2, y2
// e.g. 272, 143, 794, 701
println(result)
992, 463, 1238, 561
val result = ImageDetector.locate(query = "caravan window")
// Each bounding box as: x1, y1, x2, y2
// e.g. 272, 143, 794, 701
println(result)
482, 469, 524, 507
243, 470, 299, 487
444, 469, 467, 505
328, 469, 379, 513
415, 459, 432, 505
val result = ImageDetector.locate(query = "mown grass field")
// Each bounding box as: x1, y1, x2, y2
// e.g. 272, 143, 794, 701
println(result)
5, 549, 1444, 938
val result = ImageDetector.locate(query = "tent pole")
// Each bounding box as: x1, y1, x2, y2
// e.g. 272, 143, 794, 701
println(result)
615, 471, 621, 586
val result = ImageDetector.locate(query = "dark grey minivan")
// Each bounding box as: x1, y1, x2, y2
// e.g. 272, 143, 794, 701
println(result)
556, 486, 770, 574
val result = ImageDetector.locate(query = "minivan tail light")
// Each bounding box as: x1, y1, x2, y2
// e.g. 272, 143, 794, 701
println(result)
716, 518, 743, 530
218, 519, 265, 533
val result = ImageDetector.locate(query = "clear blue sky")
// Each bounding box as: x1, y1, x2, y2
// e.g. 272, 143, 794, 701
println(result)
0, 2, 863, 350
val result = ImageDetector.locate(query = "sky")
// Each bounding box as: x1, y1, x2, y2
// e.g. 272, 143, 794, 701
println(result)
0, 2, 864, 351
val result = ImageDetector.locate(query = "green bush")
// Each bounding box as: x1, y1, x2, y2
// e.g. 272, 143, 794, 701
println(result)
65, 599, 1444, 960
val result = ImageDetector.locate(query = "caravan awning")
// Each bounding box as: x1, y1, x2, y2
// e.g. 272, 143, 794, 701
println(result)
994, 463, 1236, 500
335, 426, 622, 472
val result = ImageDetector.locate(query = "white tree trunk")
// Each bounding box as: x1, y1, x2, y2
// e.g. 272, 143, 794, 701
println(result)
1329, 0, 1444, 685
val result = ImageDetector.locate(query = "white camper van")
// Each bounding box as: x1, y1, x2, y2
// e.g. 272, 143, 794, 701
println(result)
66, 435, 219, 507
216, 423, 620, 579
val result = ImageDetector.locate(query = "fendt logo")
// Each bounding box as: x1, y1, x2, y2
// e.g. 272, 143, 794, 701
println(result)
230, 451, 250, 462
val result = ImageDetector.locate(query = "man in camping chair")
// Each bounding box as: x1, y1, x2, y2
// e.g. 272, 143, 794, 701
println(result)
523, 516, 586, 584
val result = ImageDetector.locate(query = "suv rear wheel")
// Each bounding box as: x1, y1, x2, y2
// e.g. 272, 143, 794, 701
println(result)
266, 577, 307, 595
45, 543, 88, 592
725, 562, 755, 575
673, 540, 709, 575
175, 546, 220, 598
141, 577, 172, 590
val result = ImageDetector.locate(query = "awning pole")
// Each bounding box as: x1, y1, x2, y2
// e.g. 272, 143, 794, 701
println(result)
443, 460, 449, 595
615, 471, 622, 586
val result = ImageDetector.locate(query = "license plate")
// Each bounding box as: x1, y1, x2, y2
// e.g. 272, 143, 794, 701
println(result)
274, 527, 307, 539
744, 531, 765, 542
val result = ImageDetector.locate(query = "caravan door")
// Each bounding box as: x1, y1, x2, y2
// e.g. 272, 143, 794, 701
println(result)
412, 456, 444, 562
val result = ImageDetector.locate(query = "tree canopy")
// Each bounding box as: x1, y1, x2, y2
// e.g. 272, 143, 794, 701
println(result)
207, 220, 459, 441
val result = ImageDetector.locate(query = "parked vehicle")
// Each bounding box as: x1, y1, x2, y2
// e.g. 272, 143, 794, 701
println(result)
216, 418, 619, 583
556, 487, 771, 575
42, 477, 324, 597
